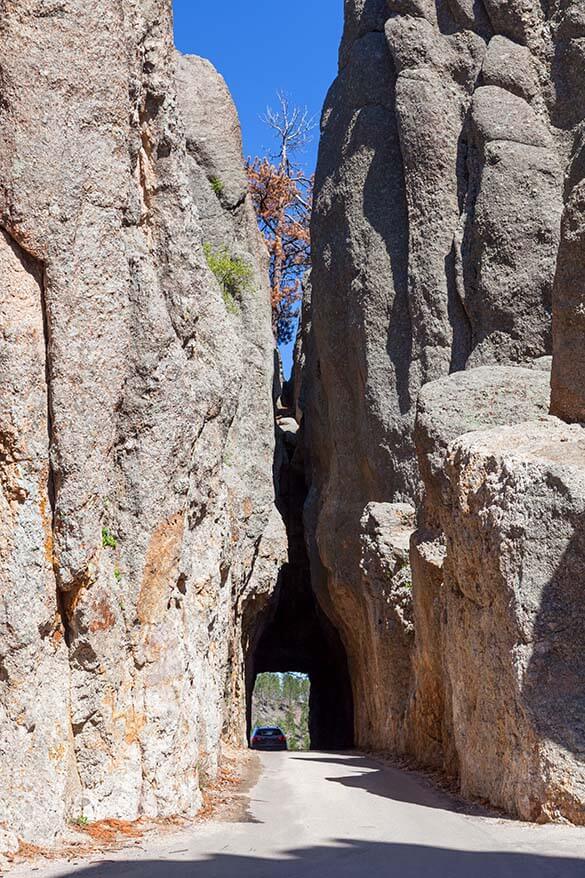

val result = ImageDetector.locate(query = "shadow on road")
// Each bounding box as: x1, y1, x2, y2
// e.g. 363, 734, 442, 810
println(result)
50, 839, 585, 878
292, 753, 479, 815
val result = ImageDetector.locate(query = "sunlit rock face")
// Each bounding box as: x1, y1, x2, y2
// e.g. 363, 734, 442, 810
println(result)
438, 417, 585, 823
408, 365, 585, 824
0, 0, 284, 847
299, 0, 585, 821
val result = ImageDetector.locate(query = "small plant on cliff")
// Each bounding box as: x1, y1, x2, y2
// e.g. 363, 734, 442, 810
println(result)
247, 91, 314, 345
210, 176, 224, 198
73, 815, 89, 827
114, 565, 122, 582
101, 527, 117, 549
203, 242, 251, 314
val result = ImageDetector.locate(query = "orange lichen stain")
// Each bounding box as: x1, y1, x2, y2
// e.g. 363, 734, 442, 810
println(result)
38, 468, 55, 566
242, 496, 253, 519
102, 691, 146, 746
58, 578, 87, 629
88, 596, 116, 634
137, 512, 185, 624
102, 689, 116, 718
78, 818, 143, 844
39, 495, 53, 563
123, 707, 146, 746
48, 743, 66, 761
139, 627, 163, 663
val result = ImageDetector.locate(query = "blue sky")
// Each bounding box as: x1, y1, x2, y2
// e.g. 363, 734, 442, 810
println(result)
173, 0, 344, 376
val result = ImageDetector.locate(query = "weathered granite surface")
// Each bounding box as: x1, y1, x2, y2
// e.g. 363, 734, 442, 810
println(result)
0, 1, 283, 848
405, 366, 551, 798
298, 0, 585, 819
551, 131, 585, 421
443, 418, 585, 822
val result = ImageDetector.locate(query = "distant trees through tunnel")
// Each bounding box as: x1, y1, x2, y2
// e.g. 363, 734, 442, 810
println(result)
252, 673, 310, 750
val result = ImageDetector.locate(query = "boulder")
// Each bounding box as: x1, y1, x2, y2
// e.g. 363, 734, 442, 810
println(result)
444, 418, 585, 822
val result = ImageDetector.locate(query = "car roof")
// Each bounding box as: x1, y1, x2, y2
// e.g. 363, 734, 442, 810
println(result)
254, 726, 283, 733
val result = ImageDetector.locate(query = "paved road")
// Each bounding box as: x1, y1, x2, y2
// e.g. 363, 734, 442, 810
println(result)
12, 751, 585, 876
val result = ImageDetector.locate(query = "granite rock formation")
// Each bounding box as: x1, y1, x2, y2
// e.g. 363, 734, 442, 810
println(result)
0, 0, 284, 849
2, 0, 585, 848
437, 417, 585, 822
405, 365, 585, 822
298, 0, 585, 822
551, 132, 585, 421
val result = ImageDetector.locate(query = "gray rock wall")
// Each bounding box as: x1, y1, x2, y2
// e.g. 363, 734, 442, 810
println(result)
0, 1, 283, 848
440, 417, 585, 823
299, 0, 585, 818
551, 132, 585, 421
406, 365, 585, 824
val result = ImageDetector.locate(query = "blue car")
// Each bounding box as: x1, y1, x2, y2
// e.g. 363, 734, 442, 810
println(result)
250, 726, 288, 751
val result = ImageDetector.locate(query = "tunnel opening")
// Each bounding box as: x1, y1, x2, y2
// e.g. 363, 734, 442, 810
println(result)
252, 672, 311, 750
245, 384, 354, 751
248, 563, 354, 750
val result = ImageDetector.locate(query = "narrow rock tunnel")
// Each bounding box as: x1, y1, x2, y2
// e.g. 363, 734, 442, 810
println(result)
245, 386, 354, 750
248, 565, 355, 750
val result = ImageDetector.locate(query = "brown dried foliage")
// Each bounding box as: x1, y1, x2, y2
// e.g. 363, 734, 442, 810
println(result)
247, 157, 312, 344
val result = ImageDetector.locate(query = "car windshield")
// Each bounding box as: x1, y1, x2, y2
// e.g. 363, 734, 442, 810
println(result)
258, 728, 282, 736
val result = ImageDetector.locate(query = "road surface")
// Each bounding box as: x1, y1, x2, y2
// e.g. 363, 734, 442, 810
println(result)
11, 751, 585, 876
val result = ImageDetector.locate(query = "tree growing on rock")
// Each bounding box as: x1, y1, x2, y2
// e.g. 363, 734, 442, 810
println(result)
247, 92, 315, 345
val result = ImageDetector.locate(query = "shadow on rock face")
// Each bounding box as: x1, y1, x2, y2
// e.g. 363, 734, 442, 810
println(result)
46, 840, 585, 878
524, 509, 585, 767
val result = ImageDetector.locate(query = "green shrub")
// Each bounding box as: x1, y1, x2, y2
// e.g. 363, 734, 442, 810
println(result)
210, 176, 224, 197
203, 242, 251, 315
114, 566, 122, 582
101, 527, 117, 550
73, 815, 89, 827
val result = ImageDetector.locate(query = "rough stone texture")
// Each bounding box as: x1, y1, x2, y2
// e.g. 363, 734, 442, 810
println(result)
415, 366, 552, 522
175, 52, 287, 751
481, 34, 538, 100
443, 418, 585, 823
0, 230, 76, 843
353, 502, 416, 747
301, 493, 416, 751
299, 0, 585, 818
551, 131, 585, 421
463, 86, 561, 365
0, 2, 283, 848
405, 366, 551, 775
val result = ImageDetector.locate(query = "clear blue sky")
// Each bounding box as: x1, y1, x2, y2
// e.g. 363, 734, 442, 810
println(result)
173, 0, 344, 376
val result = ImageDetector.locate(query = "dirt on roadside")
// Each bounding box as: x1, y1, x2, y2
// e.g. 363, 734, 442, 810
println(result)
3, 747, 261, 874
198, 747, 261, 823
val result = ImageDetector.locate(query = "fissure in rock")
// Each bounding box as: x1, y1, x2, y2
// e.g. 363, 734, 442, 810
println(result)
246, 385, 354, 751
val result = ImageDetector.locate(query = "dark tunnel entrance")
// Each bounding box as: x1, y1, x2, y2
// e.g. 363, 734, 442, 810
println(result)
249, 566, 354, 750
245, 386, 354, 751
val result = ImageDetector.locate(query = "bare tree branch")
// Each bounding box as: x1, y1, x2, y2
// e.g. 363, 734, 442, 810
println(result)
261, 90, 317, 173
